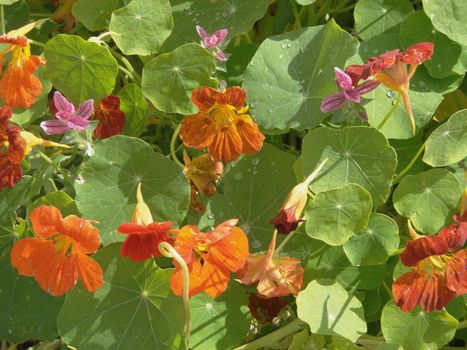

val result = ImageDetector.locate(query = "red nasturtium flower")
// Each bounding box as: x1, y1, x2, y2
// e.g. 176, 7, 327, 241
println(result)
117, 183, 174, 261
346, 42, 434, 133
93, 96, 126, 139
393, 220, 467, 312
10, 205, 103, 297
0, 35, 45, 108
180, 86, 265, 163
237, 231, 304, 298
170, 219, 249, 298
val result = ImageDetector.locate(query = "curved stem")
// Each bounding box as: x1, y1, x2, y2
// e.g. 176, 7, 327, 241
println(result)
377, 94, 401, 130
106, 45, 142, 83
170, 124, 184, 168
158, 242, 191, 345
234, 319, 305, 350
393, 141, 426, 184
275, 229, 293, 254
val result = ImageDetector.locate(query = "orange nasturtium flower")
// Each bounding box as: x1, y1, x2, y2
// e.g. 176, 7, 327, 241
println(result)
10, 205, 103, 297
345, 42, 434, 134
170, 219, 249, 298
0, 34, 45, 109
180, 86, 265, 163
0, 106, 68, 192
52, 0, 77, 33
93, 96, 126, 139
393, 220, 466, 312
237, 231, 304, 298
117, 183, 174, 261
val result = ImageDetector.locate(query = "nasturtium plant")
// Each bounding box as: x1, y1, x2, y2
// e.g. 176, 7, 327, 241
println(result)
0, 1, 466, 349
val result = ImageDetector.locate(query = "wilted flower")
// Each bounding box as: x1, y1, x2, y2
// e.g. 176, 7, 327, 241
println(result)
180, 86, 264, 163
93, 96, 125, 139
41, 91, 94, 135
10, 205, 103, 297
196, 25, 228, 62
170, 219, 249, 298
117, 183, 174, 261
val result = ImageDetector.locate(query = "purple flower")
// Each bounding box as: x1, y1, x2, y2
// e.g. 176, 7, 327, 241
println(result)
196, 25, 228, 62
41, 92, 94, 135
320, 68, 380, 114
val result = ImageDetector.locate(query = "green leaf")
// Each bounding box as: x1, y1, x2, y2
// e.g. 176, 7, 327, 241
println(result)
296, 280, 367, 342
354, 0, 413, 40
296, 0, 316, 4
119, 84, 149, 137
0, 0, 20, 5
190, 282, 250, 349
161, 0, 273, 51
304, 242, 387, 290
381, 301, 458, 350
422, 0, 467, 45
243, 21, 359, 133
299, 126, 397, 207
30, 191, 79, 217
75, 136, 190, 245
423, 109, 467, 166
142, 43, 217, 114
44, 34, 118, 104
288, 329, 312, 350
400, 11, 464, 78
393, 168, 462, 234
305, 184, 372, 246
186, 144, 297, 252
109, 0, 173, 56
72, 0, 119, 32
343, 213, 400, 266
57, 244, 185, 350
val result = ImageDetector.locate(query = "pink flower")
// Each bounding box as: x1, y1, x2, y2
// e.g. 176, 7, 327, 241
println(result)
40, 92, 94, 135
196, 25, 228, 62
320, 68, 380, 117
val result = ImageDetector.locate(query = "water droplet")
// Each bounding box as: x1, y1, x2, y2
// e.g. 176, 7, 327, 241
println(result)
251, 240, 261, 249
234, 172, 243, 181
280, 43, 287, 49
286, 43, 292, 48
251, 158, 260, 166
391, 100, 397, 105
386, 91, 394, 98
207, 213, 214, 219
268, 108, 273, 113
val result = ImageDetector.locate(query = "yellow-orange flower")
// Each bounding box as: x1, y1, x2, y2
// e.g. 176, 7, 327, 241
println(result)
0, 35, 45, 109
180, 86, 265, 163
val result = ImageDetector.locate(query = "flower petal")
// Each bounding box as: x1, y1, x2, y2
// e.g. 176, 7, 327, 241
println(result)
170, 259, 204, 298
236, 114, 265, 155
10, 238, 53, 276
60, 215, 101, 254
75, 253, 103, 292
200, 255, 230, 297
192, 86, 221, 112
53, 91, 74, 114
355, 79, 380, 95
446, 250, 467, 295
77, 99, 94, 120
208, 125, 243, 163
220, 87, 246, 109
334, 67, 353, 90
30, 205, 64, 240
320, 92, 346, 112
34, 253, 79, 297
207, 226, 249, 272
400, 42, 434, 64
195, 25, 208, 39
40, 119, 71, 135
213, 29, 228, 43
180, 113, 216, 149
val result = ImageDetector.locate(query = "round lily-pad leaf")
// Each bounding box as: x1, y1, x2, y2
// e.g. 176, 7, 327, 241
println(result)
305, 184, 372, 246
422, 0, 467, 45
57, 244, 185, 350
71, 0, 119, 32
343, 213, 400, 266
299, 126, 397, 208
190, 282, 250, 349
142, 43, 217, 115
109, 0, 173, 56
423, 109, 467, 166
381, 301, 458, 350
400, 11, 464, 78
296, 279, 367, 342
75, 136, 190, 245
186, 144, 298, 253
393, 168, 462, 234
354, 0, 414, 40
304, 242, 387, 290
119, 84, 149, 137
243, 20, 359, 133
161, 0, 273, 51
44, 34, 118, 104
0, 0, 20, 4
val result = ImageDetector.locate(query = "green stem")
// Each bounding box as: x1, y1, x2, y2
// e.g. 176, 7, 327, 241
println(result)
36, 150, 53, 165
393, 141, 426, 184
457, 319, 467, 330
118, 66, 138, 83
28, 39, 46, 48
382, 281, 393, 299
389, 247, 404, 257
29, 12, 52, 18
377, 94, 401, 130
234, 319, 305, 350
1, 6, 5, 35
289, 0, 301, 29
275, 228, 298, 253
107, 46, 142, 83
158, 242, 191, 346
170, 124, 184, 168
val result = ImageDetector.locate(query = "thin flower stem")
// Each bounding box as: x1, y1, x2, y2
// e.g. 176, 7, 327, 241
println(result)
377, 94, 401, 130
234, 319, 305, 350
29, 39, 46, 48
393, 141, 426, 184
170, 124, 184, 168
275, 228, 296, 253
289, 0, 301, 29
1, 6, 5, 35
118, 66, 138, 83
382, 281, 393, 299
158, 242, 191, 346
29, 13, 52, 18
107, 46, 142, 83
36, 150, 53, 164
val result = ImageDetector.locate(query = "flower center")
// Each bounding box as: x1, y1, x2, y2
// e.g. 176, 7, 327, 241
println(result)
51, 235, 74, 256
210, 103, 237, 129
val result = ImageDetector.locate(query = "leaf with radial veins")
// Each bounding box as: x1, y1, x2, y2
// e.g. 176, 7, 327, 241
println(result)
393, 169, 462, 234
161, 0, 273, 51
423, 109, 467, 167
243, 20, 359, 133
381, 301, 458, 350
119, 84, 149, 137
71, 0, 119, 31
75, 136, 190, 245
299, 126, 397, 208
57, 244, 186, 350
